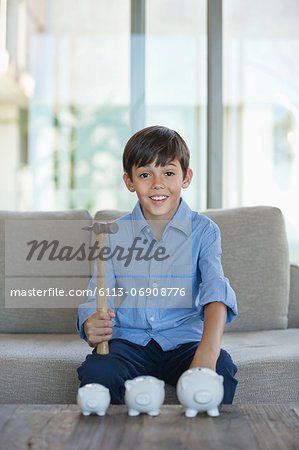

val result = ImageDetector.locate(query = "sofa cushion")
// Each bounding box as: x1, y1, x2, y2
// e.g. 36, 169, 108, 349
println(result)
0, 334, 176, 404
202, 206, 290, 331
0, 330, 298, 404
0, 210, 92, 333
94, 205, 290, 332
166, 329, 299, 404
221, 329, 299, 403
0, 334, 87, 403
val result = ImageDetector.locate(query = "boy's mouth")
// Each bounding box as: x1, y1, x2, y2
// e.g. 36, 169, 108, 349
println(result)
149, 195, 168, 204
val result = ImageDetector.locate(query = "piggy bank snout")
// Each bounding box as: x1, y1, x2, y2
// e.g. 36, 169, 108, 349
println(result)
194, 390, 212, 404
87, 399, 98, 408
135, 392, 151, 406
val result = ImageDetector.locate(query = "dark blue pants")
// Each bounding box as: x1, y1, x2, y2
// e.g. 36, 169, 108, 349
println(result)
77, 338, 238, 405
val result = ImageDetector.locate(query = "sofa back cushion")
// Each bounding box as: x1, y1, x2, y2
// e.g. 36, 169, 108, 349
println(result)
0, 210, 92, 333
202, 206, 289, 331
95, 205, 290, 332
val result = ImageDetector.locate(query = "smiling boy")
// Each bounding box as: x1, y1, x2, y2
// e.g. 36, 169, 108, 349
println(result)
77, 125, 238, 404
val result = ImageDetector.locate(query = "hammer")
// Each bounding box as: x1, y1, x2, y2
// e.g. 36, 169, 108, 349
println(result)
82, 221, 119, 355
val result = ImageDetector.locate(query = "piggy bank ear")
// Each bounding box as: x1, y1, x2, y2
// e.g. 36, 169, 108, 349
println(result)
159, 380, 165, 388
181, 377, 191, 390
125, 380, 133, 391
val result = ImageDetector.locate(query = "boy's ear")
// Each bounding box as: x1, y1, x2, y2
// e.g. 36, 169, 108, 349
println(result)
123, 173, 135, 192
182, 168, 193, 189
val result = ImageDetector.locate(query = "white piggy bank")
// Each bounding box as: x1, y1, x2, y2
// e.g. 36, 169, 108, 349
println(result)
77, 383, 111, 416
177, 368, 224, 417
124, 376, 165, 416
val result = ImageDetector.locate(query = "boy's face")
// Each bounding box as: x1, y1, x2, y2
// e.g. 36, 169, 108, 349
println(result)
123, 158, 193, 222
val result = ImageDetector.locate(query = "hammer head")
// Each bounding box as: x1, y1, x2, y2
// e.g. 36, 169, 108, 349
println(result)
82, 221, 119, 235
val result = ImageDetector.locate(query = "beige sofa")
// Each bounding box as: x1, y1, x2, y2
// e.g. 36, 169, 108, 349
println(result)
0, 206, 298, 404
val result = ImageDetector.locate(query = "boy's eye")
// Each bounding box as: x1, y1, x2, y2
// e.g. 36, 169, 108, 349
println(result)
139, 171, 175, 178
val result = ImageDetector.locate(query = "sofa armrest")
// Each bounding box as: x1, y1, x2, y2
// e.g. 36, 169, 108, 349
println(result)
288, 264, 299, 328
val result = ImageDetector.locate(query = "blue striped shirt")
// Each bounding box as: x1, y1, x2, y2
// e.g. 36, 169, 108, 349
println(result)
77, 197, 238, 351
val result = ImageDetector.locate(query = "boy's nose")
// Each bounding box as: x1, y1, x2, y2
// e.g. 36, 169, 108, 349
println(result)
152, 176, 165, 189
152, 181, 165, 189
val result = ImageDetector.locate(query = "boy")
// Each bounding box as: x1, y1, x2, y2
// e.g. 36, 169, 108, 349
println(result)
77, 125, 238, 404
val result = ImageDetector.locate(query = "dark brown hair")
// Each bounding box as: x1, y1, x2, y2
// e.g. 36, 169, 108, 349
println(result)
122, 125, 190, 181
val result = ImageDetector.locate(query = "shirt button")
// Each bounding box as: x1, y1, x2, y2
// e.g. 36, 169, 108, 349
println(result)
150, 316, 155, 321
146, 227, 150, 233
152, 282, 158, 288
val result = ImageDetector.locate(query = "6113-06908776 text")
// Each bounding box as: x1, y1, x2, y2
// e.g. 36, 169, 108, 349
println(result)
95, 287, 186, 297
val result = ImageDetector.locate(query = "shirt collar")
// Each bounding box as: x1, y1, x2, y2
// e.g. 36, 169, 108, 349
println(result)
130, 200, 148, 236
131, 197, 193, 237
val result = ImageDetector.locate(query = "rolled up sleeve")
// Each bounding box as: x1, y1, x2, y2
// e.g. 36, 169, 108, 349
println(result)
197, 221, 238, 324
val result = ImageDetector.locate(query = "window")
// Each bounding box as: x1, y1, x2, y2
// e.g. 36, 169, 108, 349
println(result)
223, 0, 299, 263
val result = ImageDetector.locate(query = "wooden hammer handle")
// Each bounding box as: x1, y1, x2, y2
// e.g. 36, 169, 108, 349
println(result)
96, 233, 109, 355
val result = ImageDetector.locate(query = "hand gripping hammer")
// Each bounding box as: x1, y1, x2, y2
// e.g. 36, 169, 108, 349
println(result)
82, 221, 119, 355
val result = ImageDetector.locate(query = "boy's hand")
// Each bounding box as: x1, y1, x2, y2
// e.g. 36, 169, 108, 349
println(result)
83, 309, 115, 348
189, 343, 219, 372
